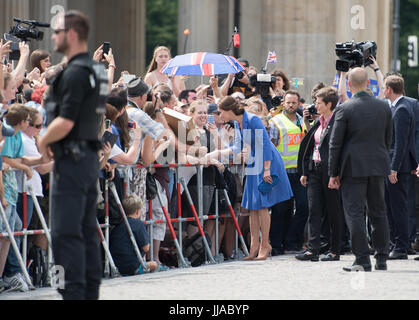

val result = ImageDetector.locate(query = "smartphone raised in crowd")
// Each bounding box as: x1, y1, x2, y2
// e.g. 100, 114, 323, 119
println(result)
208, 114, 215, 124
16, 93, 24, 104
102, 42, 110, 59
3, 33, 20, 61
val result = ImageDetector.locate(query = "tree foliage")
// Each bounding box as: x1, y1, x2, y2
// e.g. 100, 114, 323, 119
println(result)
400, 0, 419, 98
145, 0, 178, 70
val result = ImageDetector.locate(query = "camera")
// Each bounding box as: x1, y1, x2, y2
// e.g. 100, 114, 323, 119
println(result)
305, 104, 317, 120
146, 90, 153, 102
4, 18, 50, 61
272, 95, 283, 107
225, 120, 236, 129
235, 71, 244, 80
335, 40, 377, 72
249, 73, 276, 98
8, 18, 50, 41
105, 170, 113, 180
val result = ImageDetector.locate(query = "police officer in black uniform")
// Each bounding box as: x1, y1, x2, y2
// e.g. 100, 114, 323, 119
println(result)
39, 10, 107, 300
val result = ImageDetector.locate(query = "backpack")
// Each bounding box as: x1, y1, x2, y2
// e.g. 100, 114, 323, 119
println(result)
182, 231, 212, 267
27, 245, 48, 287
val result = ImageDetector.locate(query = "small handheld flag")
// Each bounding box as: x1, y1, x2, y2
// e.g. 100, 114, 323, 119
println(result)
267, 51, 277, 63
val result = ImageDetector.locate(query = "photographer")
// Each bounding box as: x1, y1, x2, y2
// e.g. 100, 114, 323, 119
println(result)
302, 82, 326, 132
296, 86, 344, 262
338, 56, 385, 103
270, 68, 290, 99
220, 58, 253, 99
29, 49, 51, 84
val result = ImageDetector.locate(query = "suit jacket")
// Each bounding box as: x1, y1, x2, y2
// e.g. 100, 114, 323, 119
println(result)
328, 91, 393, 178
297, 113, 335, 177
389, 96, 417, 173
402, 96, 419, 164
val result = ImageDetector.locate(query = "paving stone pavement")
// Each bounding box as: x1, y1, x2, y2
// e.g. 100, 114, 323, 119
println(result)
1, 253, 419, 300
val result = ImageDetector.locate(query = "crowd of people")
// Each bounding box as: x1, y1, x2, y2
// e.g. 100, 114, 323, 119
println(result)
0, 9, 419, 299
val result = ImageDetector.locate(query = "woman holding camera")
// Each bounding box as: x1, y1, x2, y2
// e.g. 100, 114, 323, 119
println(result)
296, 86, 344, 262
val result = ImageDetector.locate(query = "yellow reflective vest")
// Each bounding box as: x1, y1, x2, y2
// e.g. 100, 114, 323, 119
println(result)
270, 113, 306, 169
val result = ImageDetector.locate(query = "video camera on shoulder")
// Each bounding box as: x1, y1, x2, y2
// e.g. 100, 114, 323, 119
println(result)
4, 18, 50, 61
249, 73, 276, 98
335, 40, 377, 72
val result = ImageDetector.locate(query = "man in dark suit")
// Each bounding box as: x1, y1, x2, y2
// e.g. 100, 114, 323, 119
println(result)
328, 67, 392, 272
402, 95, 419, 256
383, 75, 417, 259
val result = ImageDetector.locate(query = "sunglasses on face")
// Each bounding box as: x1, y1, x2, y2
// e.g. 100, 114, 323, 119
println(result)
31, 123, 43, 129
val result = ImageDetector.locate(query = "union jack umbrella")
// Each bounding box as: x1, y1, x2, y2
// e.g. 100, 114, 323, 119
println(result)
161, 52, 244, 76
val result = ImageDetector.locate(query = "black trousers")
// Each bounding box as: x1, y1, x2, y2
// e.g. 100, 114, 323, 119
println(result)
306, 165, 344, 255
51, 148, 102, 300
385, 172, 412, 253
340, 176, 390, 264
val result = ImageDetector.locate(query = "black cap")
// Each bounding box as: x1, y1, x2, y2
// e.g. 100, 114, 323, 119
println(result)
127, 77, 150, 97
237, 58, 249, 68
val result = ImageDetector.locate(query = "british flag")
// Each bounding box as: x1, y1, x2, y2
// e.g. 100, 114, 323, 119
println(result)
267, 51, 277, 63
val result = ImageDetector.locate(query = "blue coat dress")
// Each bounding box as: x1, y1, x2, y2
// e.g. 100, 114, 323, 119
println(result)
237, 111, 293, 210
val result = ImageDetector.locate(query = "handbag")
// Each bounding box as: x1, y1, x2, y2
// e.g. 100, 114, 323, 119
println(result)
258, 175, 279, 194
146, 172, 158, 200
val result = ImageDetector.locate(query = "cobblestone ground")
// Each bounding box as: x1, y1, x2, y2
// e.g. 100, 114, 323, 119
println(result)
1, 253, 419, 300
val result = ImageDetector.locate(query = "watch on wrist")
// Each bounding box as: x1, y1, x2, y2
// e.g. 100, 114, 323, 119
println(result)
155, 108, 162, 113
374, 67, 380, 72
264, 167, 270, 171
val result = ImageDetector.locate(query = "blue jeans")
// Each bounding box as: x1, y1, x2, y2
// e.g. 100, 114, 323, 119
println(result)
4, 194, 34, 277
269, 172, 309, 251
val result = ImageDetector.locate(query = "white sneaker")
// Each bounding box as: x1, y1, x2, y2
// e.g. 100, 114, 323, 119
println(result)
3, 273, 29, 292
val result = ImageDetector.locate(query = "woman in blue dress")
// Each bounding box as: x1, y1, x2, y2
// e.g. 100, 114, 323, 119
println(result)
211, 96, 293, 260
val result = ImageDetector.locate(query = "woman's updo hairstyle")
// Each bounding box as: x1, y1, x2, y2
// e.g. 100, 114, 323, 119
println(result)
218, 96, 245, 116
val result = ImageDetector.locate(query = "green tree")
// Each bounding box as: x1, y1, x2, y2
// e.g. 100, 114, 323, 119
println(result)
400, 0, 419, 98
146, 0, 178, 71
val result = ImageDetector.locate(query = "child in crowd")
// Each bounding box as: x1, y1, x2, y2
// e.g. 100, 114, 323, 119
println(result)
109, 194, 158, 276
0, 104, 44, 292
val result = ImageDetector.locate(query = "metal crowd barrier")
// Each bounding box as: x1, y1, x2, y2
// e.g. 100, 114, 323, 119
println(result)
0, 162, 250, 291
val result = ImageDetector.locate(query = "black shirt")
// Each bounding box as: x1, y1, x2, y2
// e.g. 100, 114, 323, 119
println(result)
55, 53, 93, 122
50, 52, 103, 144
